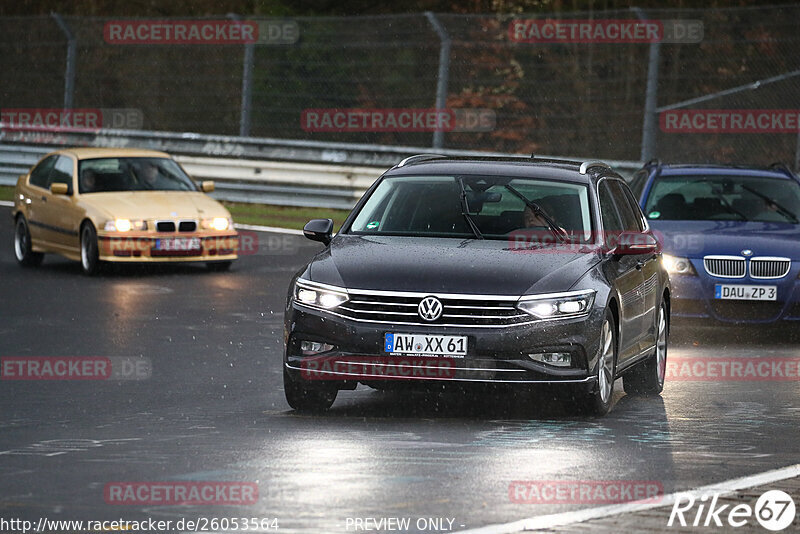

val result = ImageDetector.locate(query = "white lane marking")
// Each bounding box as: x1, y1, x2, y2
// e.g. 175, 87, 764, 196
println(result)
234, 223, 303, 236
460, 463, 800, 533
0, 201, 13, 207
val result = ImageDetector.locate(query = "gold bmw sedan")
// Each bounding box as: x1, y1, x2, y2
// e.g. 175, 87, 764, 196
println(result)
12, 148, 239, 275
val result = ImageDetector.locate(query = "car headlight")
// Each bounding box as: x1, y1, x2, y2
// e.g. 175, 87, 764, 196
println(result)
201, 217, 232, 231
517, 290, 595, 319
104, 219, 147, 232
662, 254, 696, 275
294, 281, 349, 309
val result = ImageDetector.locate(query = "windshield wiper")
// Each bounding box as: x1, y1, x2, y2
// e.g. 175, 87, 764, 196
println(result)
709, 191, 748, 221
503, 184, 568, 243
457, 178, 483, 239
740, 184, 799, 223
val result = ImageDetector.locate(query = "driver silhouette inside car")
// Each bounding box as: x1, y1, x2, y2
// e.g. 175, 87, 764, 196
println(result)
80, 169, 97, 193
137, 161, 168, 189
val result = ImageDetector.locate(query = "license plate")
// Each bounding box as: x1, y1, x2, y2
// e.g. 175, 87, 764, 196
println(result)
155, 237, 201, 251
714, 284, 776, 301
384, 333, 467, 357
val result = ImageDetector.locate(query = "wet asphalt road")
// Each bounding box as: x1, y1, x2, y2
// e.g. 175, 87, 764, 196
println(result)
0, 206, 798, 533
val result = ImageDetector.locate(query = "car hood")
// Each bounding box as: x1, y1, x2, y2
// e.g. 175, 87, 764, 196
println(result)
80, 191, 230, 220
650, 220, 800, 260
305, 234, 601, 296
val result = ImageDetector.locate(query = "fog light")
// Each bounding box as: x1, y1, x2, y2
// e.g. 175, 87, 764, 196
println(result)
300, 340, 334, 355
529, 352, 571, 367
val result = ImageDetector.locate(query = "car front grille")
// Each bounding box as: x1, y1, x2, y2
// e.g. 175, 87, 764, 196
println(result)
335, 291, 532, 328
155, 220, 197, 233
750, 257, 791, 279
703, 256, 746, 278
178, 220, 197, 232
703, 255, 791, 279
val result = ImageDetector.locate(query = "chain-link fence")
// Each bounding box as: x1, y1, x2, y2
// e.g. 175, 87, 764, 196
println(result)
2, 4, 800, 167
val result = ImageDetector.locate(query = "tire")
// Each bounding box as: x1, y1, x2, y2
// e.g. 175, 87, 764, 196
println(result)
14, 216, 44, 267
80, 223, 101, 276
624, 300, 668, 396
283, 368, 337, 412
575, 310, 617, 416
206, 261, 232, 272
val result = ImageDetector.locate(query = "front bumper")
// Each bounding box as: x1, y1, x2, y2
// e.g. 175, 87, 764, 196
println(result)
97, 232, 239, 263
669, 267, 800, 323
284, 303, 604, 386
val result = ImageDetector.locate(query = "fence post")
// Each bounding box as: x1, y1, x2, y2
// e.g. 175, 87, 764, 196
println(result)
795, 130, 800, 172
633, 8, 660, 162
228, 13, 254, 137
425, 12, 451, 149
51, 12, 76, 111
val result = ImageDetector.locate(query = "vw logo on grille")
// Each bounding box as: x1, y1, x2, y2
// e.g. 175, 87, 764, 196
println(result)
742, 249, 753, 256
418, 296, 443, 322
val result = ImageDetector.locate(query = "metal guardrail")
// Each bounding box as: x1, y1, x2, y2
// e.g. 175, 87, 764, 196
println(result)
0, 128, 642, 209
0, 142, 385, 210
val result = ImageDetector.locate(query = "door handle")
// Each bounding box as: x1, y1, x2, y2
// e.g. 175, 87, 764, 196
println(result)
636, 261, 644, 270
41, 196, 47, 202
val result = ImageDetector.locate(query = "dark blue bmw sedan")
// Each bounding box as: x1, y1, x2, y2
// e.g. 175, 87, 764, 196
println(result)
631, 162, 800, 324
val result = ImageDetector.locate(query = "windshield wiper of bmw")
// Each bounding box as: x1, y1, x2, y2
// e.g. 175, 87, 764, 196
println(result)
457, 178, 483, 239
740, 184, 799, 223
504, 184, 568, 243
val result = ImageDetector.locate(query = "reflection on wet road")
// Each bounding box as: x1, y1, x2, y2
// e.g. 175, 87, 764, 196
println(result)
0, 213, 797, 532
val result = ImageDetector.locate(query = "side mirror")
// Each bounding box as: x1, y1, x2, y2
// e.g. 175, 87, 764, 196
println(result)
200, 181, 215, 193
50, 183, 69, 195
303, 218, 334, 245
612, 231, 660, 255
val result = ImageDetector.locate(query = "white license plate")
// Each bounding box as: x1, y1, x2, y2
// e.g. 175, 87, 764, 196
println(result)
715, 284, 776, 301
155, 237, 201, 251
384, 333, 467, 357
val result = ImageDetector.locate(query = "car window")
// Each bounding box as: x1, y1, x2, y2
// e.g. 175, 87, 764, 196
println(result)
609, 180, 642, 232
49, 156, 74, 194
349, 175, 593, 242
29, 155, 57, 188
78, 157, 198, 193
620, 184, 646, 231
598, 181, 624, 234
643, 174, 800, 223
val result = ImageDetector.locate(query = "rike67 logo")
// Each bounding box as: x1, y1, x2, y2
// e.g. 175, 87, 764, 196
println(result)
668, 490, 796, 531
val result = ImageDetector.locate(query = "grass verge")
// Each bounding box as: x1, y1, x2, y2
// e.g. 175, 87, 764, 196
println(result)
0, 186, 13, 202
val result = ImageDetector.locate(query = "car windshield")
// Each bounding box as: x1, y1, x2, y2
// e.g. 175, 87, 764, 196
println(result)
77, 157, 198, 194
348, 175, 593, 242
644, 175, 800, 223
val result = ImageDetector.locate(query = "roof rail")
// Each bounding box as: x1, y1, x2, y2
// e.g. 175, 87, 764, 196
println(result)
397, 154, 446, 167
579, 161, 612, 175
769, 161, 796, 178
